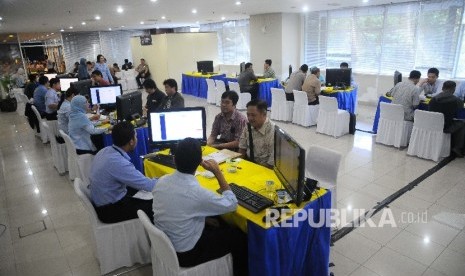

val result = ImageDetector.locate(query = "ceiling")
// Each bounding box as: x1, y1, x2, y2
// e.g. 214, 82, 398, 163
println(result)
0, 0, 412, 35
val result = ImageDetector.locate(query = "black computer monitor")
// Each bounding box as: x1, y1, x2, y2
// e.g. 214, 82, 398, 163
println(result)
148, 107, 207, 149
70, 79, 92, 96
273, 126, 306, 206
59, 77, 78, 92
240, 62, 245, 73
197, 61, 214, 73
89, 85, 122, 106
394, 70, 402, 86
325, 68, 352, 88
116, 91, 143, 121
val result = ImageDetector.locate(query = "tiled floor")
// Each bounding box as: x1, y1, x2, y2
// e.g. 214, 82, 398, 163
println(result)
0, 95, 464, 275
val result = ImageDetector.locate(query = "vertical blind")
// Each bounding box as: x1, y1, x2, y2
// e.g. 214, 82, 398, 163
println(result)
304, 0, 465, 79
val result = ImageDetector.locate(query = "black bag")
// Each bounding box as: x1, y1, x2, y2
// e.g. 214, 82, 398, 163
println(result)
349, 113, 356, 135
0, 96, 17, 112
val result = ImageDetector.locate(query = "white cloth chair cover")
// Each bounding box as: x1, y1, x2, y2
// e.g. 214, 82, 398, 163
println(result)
43, 121, 68, 175
376, 102, 413, 148
215, 80, 227, 106
74, 179, 151, 275
137, 210, 233, 276
229, 81, 251, 110
59, 130, 79, 180
291, 90, 319, 126
77, 154, 94, 187
305, 146, 342, 212
119, 79, 128, 91
407, 110, 451, 162
123, 69, 137, 79
30, 105, 49, 143
206, 79, 217, 104
115, 71, 123, 79
316, 96, 350, 138
127, 79, 139, 90
270, 88, 293, 122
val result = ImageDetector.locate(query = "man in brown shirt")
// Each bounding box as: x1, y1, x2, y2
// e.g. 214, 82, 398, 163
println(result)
302, 67, 321, 105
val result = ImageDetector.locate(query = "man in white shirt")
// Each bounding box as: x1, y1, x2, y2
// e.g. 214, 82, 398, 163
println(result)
390, 70, 422, 121
417, 67, 442, 97
152, 138, 248, 275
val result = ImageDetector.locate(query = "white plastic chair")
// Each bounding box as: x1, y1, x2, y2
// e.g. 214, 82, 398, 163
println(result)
215, 80, 227, 106
74, 179, 151, 275
206, 79, 217, 104
407, 110, 451, 162
376, 102, 413, 148
42, 121, 68, 175
270, 88, 293, 122
316, 96, 350, 138
137, 210, 233, 276
59, 130, 79, 180
77, 154, 95, 187
229, 82, 251, 110
292, 90, 319, 127
305, 146, 342, 213
30, 105, 49, 143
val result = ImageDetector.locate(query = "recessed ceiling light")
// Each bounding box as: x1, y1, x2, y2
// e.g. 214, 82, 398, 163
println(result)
117, 6, 124, 13
196, 21, 200, 24
0, 17, 3, 20
303, 6, 309, 12
95, 15, 101, 20
69, 26, 73, 29
109, 27, 112, 31
121, 25, 125, 28
221, 16, 225, 20
140, 21, 144, 25
363, 0, 369, 2
235, 1, 241, 5
46, 34, 49, 37
81, 21, 86, 25
51, 32, 54, 35
192, 9, 197, 14
161, 16, 166, 19
60, 29, 64, 32
150, 0, 157, 2
8, 34, 13, 38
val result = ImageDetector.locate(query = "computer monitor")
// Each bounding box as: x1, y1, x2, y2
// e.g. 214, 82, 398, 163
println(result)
44, 73, 57, 80
325, 68, 352, 88
70, 79, 92, 96
116, 91, 143, 121
394, 70, 402, 86
197, 61, 214, 73
148, 107, 207, 149
240, 62, 246, 73
59, 77, 78, 92
273, 126, 306, 206
89, 85, 122, 105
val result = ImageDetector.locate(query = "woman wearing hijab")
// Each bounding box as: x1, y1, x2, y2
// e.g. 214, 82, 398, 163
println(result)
94, 54, 114, 84
68, 95, 107, 155
77, 58, 90, 80
13, 68, 27, 87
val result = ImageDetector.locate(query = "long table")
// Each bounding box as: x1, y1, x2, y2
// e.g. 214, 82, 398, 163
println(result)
181, 73, 226, 98
372, 95, 465, 133
225, 78, 281, 107
144, 147, 331, 276
321, 87, 358, 114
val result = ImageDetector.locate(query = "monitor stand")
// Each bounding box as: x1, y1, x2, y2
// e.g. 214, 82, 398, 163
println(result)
302, 178, 318, 201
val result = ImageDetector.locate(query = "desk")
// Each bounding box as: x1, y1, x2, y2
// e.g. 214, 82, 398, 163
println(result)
321, 87, 358, 114
372, 96, 465, 133
226, 78, 281, 107
144, 147, 331, 276
181, 73, 226, 98
103, 126, 150, 172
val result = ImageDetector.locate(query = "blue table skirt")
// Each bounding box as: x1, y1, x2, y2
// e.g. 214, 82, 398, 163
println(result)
103, 127, 150, 172
372, 95, 465, 133
181, 74, 226, 99
226, 79, 281, 107
321, 87, 358, 114
247, 191, 331, 276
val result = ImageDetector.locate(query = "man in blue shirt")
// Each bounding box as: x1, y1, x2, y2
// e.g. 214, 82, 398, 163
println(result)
33, 75, 49, 116
45, 78, 60, 120
90, 121, 157, 223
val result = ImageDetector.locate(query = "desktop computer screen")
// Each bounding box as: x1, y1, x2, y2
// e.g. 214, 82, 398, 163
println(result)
325, 68, 352, 88
116, 91, 142, 121
89, 85, 122, 105
394, 70, 402, 86
148, 107, 206, 148
59, 77, 78, 92
274, 125, 306, 206
197, 61, 214, 73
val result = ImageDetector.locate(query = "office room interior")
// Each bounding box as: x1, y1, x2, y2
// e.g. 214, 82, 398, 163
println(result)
1, 0, 465, 275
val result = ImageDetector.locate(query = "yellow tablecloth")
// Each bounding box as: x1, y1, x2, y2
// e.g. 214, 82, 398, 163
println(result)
323, 86, 355, 93
183, 72, 223, 78
144, 146, 327, 231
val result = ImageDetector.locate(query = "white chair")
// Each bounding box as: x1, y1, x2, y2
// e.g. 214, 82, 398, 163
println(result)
376, 102, 413, 148
137, 210, 233, 276
316, 96, 350, 138
292, 90, 319, 127
270, 88, 293, 122
18, 94, 30, 116
305, 146, 342, 213
229, 82, 250, 110
59, 130, 79, 180
407, 110, 451, 162
215, 80, 227, 106
42, 121, 68, 175
206, 79, 217, 104
30, 105, 49, 143
74, 179, 151, 275
77, 154, 95, 187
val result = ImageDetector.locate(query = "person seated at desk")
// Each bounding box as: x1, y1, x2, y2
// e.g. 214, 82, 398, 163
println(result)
263, 59, 276, 79
159, 78, 184, 109
135, 58, 150, 89
429, 81, 465, 157
418, 67, 442, 97
453, 81, 465, 101
302, 67, 321, 105
33, 75, 50, 117
284, 64, 308, 101
237, 62, 259, 100
144, 79, 166, 114
239, 100, 274, 168
122, 59, 132, 70
91, 121, 157, 223
207, 91, 248, 151
24, 74, 38, 99
68, 95, 108, 155
44, 77, 61, 120
152, 138, 248, 276
57, 87, 79, 135
390, 70, 422, 121
91, 70, 110, 86
340, 62, 357, 88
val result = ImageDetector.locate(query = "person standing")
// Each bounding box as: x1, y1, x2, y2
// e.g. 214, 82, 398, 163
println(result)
94, 54, 114, 84
44, 78, 61, 120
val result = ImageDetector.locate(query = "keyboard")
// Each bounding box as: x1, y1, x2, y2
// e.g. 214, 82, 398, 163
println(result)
225, 183, 274, 213
148, 154, 176, 169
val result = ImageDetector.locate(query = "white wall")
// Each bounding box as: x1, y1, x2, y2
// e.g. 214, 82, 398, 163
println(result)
281, 13, 301, 80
